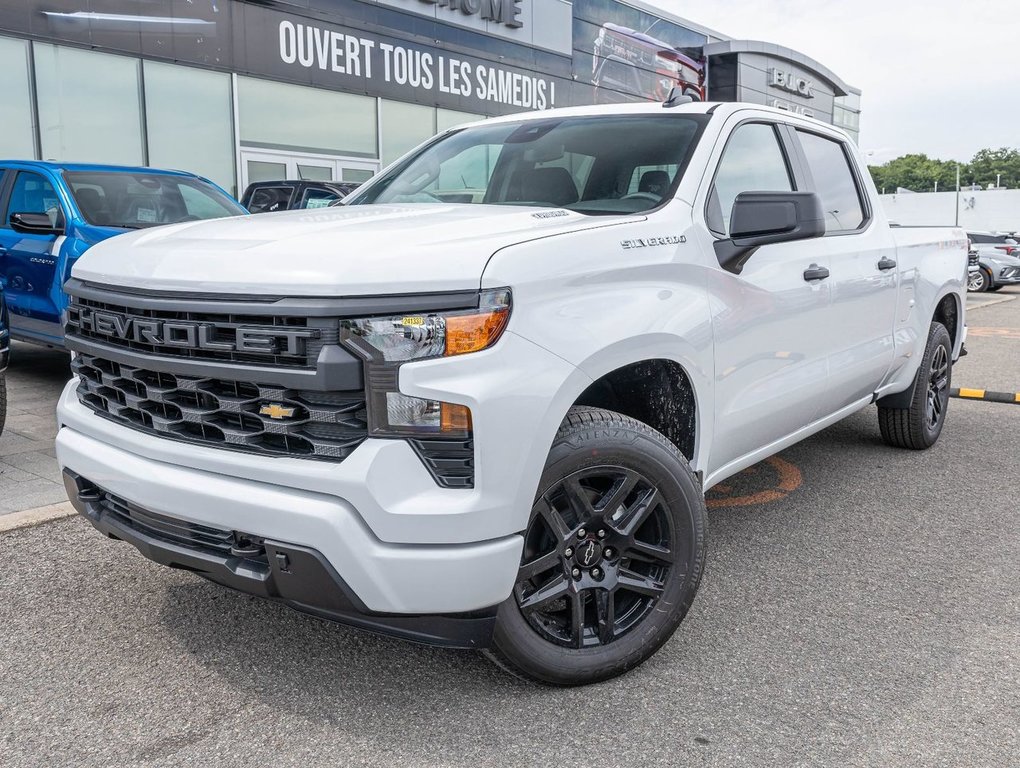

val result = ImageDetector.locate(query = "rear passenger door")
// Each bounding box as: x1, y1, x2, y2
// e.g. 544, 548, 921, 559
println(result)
792, 128, 897, 414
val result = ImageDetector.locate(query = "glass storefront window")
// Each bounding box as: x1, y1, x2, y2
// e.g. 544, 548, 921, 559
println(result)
144, 62, 235, 194
437, 108, 484, 133
238, 77, 377, 157
0, 36, 35, 159
381, 100, 437, 167
34, 44, 144, 165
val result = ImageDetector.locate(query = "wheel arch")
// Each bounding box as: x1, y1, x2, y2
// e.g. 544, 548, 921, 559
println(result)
550, 335, 711, 473
932, 289, 962, 352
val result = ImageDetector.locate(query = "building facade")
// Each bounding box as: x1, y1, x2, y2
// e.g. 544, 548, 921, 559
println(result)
0, 0, 862, 196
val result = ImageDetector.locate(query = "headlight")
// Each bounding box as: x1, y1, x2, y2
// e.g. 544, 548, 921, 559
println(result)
341, 288, 511, 362
341, 289, 511, 437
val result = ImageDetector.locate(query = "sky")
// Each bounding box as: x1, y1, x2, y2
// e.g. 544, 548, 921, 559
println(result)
647, 0, 1020, 165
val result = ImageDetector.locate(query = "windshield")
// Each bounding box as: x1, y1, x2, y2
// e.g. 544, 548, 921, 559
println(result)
64, 171, 245, 228
350, 114, 707, 216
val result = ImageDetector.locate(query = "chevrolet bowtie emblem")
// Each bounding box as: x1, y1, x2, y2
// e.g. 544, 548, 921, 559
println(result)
260, 403, 297, 420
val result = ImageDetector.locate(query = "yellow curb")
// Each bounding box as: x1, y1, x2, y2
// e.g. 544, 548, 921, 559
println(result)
0, 501, 77, 534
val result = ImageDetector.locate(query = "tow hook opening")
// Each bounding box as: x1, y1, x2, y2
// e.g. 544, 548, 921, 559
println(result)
229, 533, 266, 559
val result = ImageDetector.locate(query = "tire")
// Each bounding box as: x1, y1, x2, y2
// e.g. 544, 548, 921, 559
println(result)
987, 284, 1003, 292
485, 406, 706, 686
967, 268, 988, 292
0, 373, 6, 437
878, 322, 952, 450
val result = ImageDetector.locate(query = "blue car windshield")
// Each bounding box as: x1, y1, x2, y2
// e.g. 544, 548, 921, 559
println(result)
64, 171, 244, 229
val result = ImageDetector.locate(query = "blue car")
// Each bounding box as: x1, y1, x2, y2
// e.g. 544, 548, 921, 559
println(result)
0, 284, 8, 436
0, 161, 245, 348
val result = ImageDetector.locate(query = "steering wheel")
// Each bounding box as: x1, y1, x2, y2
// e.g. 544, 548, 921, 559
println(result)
621, 192, 662, 203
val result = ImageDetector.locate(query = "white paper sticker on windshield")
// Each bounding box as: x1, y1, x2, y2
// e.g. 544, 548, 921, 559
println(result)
136, 208, 156, 223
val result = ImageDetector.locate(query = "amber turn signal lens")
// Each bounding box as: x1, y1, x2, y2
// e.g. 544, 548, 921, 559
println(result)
444, 308, 510, 356
440, 402, 472, 432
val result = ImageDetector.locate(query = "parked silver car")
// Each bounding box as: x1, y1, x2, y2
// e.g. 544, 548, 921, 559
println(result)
967, 231, 1020, 291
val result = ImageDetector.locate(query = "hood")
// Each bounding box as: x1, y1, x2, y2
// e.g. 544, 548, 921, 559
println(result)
71, 204, 638, 296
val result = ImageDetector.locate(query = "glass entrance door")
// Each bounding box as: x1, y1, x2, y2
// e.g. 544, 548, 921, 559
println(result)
240, 149, 378, 190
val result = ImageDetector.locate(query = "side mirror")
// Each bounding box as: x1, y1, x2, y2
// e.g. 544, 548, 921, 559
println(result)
9, 212, 64, 236
714, 191, 825, 274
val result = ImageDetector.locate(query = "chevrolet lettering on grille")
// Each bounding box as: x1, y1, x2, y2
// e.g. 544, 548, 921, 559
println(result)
67, 306, 321, 356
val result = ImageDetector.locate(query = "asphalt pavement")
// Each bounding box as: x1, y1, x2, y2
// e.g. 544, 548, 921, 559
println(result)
1, 289, 1018, 767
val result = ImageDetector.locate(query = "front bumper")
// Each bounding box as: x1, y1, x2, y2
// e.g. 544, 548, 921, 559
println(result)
55, 417, 522, 620
63, 470, 497, 648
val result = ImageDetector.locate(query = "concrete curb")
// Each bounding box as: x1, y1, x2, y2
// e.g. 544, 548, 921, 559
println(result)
0, 501, 77, 534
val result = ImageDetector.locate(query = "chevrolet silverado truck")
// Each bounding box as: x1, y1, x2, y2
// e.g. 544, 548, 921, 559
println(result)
0, 161, 245, 348
55, 102, 967, 686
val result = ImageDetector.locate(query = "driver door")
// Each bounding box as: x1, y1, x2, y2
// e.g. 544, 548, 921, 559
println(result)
0, 170, 67, 343
703, 122, 833, 474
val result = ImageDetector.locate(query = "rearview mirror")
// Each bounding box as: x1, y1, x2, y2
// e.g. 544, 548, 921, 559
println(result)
9, 212, 64, 236
714, 191, 825, 274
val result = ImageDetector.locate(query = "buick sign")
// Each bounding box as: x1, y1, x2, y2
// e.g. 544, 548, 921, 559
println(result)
768, 68, 815, 99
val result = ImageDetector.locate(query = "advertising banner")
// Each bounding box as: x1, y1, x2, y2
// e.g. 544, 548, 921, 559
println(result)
0, 0, 710, 114
572, 0, 708, 105
233, 4, 573, 114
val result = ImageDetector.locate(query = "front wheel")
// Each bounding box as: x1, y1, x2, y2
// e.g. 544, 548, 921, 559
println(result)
878, 322, 952, 449
967, 268, 988, 292
485, 407, 706, 686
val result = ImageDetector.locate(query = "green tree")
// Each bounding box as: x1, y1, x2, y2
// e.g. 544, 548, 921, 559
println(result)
868, 153, 960, 193
966, 148, 1020, 189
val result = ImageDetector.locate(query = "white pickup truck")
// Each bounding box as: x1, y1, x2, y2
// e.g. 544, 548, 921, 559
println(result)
56, 102, 967, 685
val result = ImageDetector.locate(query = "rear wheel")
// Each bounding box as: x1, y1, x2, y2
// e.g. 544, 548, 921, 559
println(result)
878, 322, 952, 450
485, 407, 706, 686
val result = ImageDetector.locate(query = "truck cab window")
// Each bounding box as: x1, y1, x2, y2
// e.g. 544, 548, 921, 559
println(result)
796, 130, 866, 232
708, 123, 793, 236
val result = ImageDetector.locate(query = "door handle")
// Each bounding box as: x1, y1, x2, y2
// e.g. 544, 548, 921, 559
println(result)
877, 256, 897, 271
803, 264, 830, 282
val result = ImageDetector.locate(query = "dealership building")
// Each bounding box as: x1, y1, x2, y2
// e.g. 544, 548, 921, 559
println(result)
0, 0, 862, 196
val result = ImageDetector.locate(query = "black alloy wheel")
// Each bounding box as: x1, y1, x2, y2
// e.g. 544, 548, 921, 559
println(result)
926, 343, 950, 431
878, 321, 952, 450
515, 466, 678, 649
486, 407, 705, 686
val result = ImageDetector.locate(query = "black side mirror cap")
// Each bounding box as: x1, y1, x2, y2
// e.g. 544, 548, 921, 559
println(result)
714, 191, 826, 274
9, 212, 64, 236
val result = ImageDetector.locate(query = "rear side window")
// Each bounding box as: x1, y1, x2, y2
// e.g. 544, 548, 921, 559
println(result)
796, 130, 866, 233
708, 123, 793, 236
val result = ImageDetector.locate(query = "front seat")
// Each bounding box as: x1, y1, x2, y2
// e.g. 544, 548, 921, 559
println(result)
75, 188, 110, 225
638, 170, 670, 197
510, 167, 579, 207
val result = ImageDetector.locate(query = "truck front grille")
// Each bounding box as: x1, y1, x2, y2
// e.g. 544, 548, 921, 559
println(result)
72, 353, 367, 462
65, 296, 335, 369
